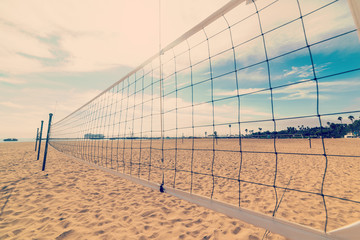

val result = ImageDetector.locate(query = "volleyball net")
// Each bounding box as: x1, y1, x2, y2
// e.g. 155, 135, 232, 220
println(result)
49, 0, 360, 239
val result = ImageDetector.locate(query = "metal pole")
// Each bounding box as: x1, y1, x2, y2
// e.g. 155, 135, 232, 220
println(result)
42, 113, 53, 171
37, 121, 44, 160
35, 128, 39, 151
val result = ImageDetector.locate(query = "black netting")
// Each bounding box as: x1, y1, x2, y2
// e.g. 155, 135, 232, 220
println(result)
49, 0, 360, 234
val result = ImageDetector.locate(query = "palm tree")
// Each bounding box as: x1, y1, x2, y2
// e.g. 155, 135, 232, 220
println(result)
214, 131, 218, 144
258, 128, 262, 138
245, 129, 248, 135
348, 116, 355, 136
349, 115, 354, 123
229, 124, 232, 137
205, 131, 207, 138
338, 116, 342, 124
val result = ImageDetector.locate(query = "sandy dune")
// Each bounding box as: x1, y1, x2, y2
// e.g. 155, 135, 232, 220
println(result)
1, 139, 359, 239
51, 138, 360, 231
1, 142, 287, 240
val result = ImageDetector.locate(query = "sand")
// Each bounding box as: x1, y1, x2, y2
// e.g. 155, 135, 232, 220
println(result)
0, 139, 359, 239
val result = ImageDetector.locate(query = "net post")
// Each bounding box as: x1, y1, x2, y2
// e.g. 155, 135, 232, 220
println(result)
35, 127, 39, 151
42, 113, 53, 171
37, 121, 44, 160
348, 0, 360, 40
214, 131, 218, 145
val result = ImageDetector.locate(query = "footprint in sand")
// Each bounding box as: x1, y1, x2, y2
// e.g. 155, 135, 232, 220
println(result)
248, 235, 259, 240
232, 226, 241, 234
55, 229, 75, 240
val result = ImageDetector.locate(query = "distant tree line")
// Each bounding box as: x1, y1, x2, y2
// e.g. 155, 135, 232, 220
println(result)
83, 116, 359, 140
245, 116, 360, 139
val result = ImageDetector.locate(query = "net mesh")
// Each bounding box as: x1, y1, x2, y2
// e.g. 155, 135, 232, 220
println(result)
50, 0, 360, 234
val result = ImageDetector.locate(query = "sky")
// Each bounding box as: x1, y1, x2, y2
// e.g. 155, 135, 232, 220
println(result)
1, 0, 360, 139
0, 0, 227, 139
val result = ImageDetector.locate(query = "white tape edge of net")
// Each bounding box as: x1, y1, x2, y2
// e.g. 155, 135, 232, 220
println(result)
60, 153, 359, 240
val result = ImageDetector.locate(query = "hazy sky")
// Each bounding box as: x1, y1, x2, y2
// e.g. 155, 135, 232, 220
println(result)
0, 0, 227, 139
1, 0, 360, 139
48, 0, 360, 139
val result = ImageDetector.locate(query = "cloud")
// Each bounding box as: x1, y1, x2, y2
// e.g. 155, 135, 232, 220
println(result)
62, 89, 271, 138
214, 88, 264, 97
0, 0, 228, 75
157, 0, 357, 95
274, 79, 360, 100
0, 76, 25, 85
282, 64, 328, 78
213, 80, 318, 101
0, 19, 70, 74
0, 0, 357, 139
0, 101, 24, 109
18, 87, 103, 116
0, 0, 355, 79
283, 65, 313, 78
213, 77, 360, 102
237, 67, 267, 81
0, 85, 104, 138
0, 1, 158, 74
0, 19, 54, 59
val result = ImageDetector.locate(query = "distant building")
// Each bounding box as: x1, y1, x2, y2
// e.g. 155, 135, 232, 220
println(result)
344, 132, 356, 138
84, 133, 105, 139
3, 138, 18, 141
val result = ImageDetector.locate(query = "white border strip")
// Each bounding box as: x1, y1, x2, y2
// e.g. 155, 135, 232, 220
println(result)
328, 221, 360, 240
54, 0, 246, 124
67, 155, 354, 240
348, 0, 360, 39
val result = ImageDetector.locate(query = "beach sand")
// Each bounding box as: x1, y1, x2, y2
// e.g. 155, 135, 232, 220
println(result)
0, 139, 359, 239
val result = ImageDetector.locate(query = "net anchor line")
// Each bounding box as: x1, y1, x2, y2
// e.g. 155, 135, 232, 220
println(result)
262, 176, 293, 240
